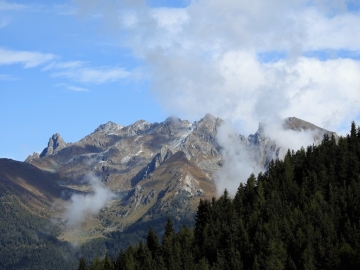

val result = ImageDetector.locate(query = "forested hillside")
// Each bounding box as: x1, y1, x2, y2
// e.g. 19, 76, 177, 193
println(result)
80, 122, 360, 269
0, 186, 79, 269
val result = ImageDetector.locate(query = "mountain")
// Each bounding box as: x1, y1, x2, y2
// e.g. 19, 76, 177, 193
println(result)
21, 115, 337, 243
0, 114, 339, 268
24, 115, 222, 242
0, 114, 337, 243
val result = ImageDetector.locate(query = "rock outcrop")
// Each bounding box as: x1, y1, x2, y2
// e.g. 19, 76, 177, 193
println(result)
39, 133, 67, 157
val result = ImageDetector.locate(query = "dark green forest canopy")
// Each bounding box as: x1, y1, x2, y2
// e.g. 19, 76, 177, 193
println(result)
81, 122, 360, 270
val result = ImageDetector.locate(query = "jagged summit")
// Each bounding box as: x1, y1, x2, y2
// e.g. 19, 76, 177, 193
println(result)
39, 133, 67, 158
94, 121, 124, 133
164, 116, 181, 123
131, 119, 150, 128
202, 113, 217, 122
284, 117, 339, 140
285, 117, 326, 132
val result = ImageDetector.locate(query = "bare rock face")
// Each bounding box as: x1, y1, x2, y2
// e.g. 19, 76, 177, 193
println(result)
94, 121, 124, 133
175, 113, 223, 174
246, 122, 279, 168
25, 152, 40, 162
283, 117, 339, 142
39, 133, 67, 157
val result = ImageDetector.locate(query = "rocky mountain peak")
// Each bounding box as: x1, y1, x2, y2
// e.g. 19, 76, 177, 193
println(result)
283, 117, 339, 141
121, 120, 151, 136
283, 117, 322, 131
203, 113, 217, 122
257, 122, 266, 137
164, 116, 181, 124
132, 119, 150, 129
94, 121, 124, 134
25, 152, 40, 162
191, 114, 223, 144
39, 133, 67, 158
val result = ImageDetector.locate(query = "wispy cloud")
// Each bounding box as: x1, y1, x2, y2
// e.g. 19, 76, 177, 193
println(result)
67, 86, 89, 92
42, 61, 85, 71
0, 17, 9, 27
0, 47, 56, 68
0, 74, 20, 81
48, 61, 129, 84
0, 0, 28, 11
0, 47, 129, 85
61, 173, 115, 228
52, 4, 78, 16
53, 67, 129, 84
54, 83, 90, 92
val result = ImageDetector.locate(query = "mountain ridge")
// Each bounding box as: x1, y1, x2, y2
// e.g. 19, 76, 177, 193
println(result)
15, 114, 338, 243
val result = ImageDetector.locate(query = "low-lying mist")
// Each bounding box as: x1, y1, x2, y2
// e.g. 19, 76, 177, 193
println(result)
61, 173, 115, 228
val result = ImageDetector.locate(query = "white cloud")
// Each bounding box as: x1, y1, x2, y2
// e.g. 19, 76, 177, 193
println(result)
43, 61, 130, 84
0, 17, 9, 27
0, 0, 28, 11
45, 60, 129, 84
42, 61, 85, 71
71, 0, 360, 134
0, 47, 56, 68
304, 8, 360, 51
62, 173, 114, 227
52, 4, 78, 15
215, 122, 263, 197
0, 73, 20, 80
54, 83, 89, 92
67, 86, 89, 92
0, 48, 129, 85
52, 66, 129, 84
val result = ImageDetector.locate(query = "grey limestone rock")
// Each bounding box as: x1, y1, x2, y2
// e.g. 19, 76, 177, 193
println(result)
25, 152, 40, 162
94, 121, 124, 134
39, 133, 67, 157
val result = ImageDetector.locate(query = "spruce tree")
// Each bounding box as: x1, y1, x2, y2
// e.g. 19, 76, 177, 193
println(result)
78, 258, 88, 270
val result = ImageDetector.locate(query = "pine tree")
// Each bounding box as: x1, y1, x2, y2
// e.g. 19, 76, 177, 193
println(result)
78, 258, 88, 270
90, 255, 103, 270
115, 249, 129, 270
135, 242, 152, 270
146, 227, 160, 260
103, 254, 113, 270
161, 218, 179, 269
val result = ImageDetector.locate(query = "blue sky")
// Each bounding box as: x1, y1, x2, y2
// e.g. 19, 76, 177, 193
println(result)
0, 0, 166, 160
1, 0, 360, 161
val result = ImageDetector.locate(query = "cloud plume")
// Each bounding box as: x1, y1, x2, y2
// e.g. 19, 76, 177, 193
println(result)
215, 122, 263, 197
0, 47, 56, 68
62, 173, 114, 227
